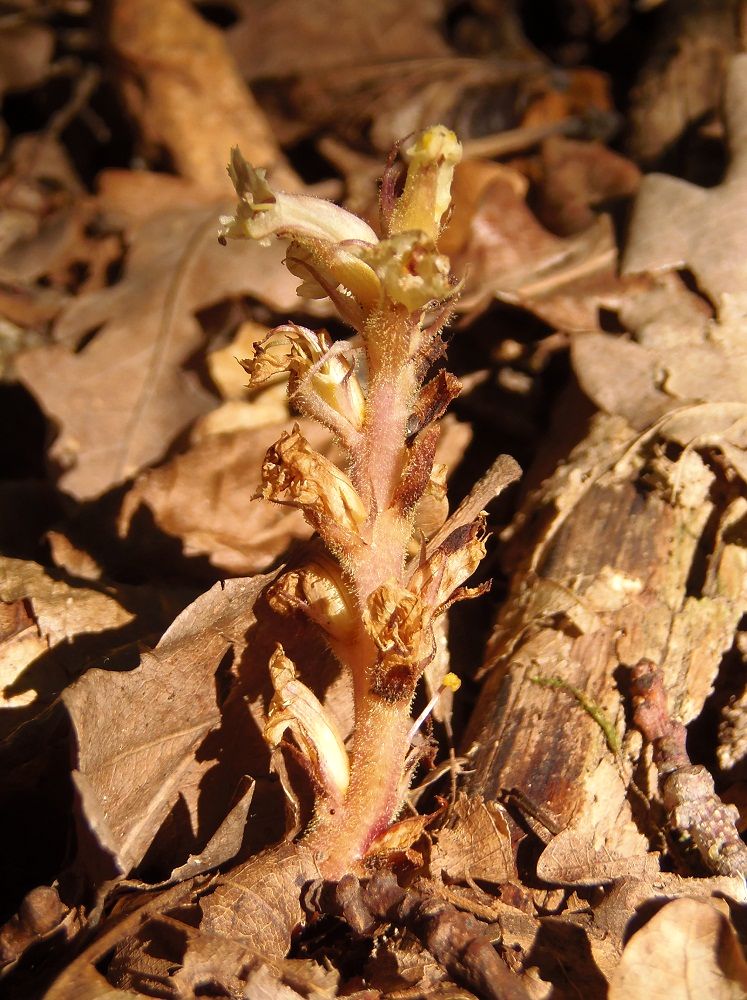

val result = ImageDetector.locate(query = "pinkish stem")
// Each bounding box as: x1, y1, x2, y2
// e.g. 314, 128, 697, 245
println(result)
302, 698, 411, 878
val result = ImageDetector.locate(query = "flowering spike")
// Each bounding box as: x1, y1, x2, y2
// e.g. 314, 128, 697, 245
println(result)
218, 127, 519, 877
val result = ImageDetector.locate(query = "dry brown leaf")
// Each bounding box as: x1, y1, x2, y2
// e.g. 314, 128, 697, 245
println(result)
0, 556, 135, 732
199, 842, 321, 960
624, 54, 747, 309
43, 879, 200, 999
536, 825, 660, 887
626, 1, 740, 164
109, 0, 298, 194
117, 420, 330, 576
573, 59, 747, 487
191, 391, 291, 438
0, 22, 54, 97
592, 874, 747, 944
243, 957, 339, 999
573, 289, 747, 486
227, 0, 450, 83
531, 136, 641, 236
47, 964, 143, 1000
430, 794, 516, 885
164, 776, 255, 884
365, 930, 445, 994
62, 573, 277, 880
441, 158, 622, 331
169, 927, 339, 1000
608, 897, 747, 999
207, 319, 272, 400
16, 198, 299, 499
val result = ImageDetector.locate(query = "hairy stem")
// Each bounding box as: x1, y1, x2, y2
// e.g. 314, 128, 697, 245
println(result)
302, 698, 411, 878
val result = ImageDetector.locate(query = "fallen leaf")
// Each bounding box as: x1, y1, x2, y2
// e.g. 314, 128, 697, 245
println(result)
592, 874, 747, 944
240, 956, 339, 999
608, 897, 747, 999
199, 842, 321, 960
624, 54, 747, 310
0, 556, 136, 734
626, 3, 739, 164
207, 319, 273, 400
531, 136, 640, 236
62, 573, 277, 880
430, 794, 516, 885
227, 0, 449, 83
441, 158, 622, 331
16, 198, 299, 499
536, 825, 660, 887
164, 776, 255, 884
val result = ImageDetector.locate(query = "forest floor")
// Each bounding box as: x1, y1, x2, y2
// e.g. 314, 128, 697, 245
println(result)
0, 2, 746, 997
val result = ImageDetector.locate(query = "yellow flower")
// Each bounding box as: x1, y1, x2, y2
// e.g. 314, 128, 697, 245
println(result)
265, 645, 350, 801
387, 126, 462, 242
220, 129, 461, 328
243, 325, 365, 430
267, 555, 358, 641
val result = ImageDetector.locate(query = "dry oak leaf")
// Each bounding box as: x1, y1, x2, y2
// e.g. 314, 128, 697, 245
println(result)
207, 319, 273, 401
16, 198, 299, 500
608, 898, 747, 999
625, 1, 740, 165
63, 573, 277, 880
536, 827, 660, 887
572, 279, 747, 485
109, 0, 298, 194
531, 135, 641, 236
199, 842, 321, 961
623, 53, 747, 311
170, 925, 338, 1000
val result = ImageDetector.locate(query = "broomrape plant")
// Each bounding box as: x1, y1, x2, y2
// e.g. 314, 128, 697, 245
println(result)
220, 127, 515, 878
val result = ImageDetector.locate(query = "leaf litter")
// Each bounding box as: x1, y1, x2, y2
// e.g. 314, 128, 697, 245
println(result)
0, 3, 746, 998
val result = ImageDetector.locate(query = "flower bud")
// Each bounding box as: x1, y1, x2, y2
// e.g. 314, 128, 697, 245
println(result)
221, 147, 378, 247
358, 232, 452, 313
387, 126, 462, 243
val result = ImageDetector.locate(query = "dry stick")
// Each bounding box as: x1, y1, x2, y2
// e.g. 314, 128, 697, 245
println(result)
461, 117, 584, 160
308, 871, 533, 1000
631, 658, 747, 879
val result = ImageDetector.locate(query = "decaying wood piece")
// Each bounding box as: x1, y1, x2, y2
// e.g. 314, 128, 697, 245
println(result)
463, 405, 747, 879
464, 54, 747, 885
